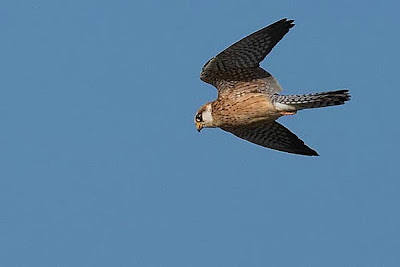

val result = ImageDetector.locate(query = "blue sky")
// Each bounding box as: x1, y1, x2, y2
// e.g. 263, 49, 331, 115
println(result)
0, 0, 399, 266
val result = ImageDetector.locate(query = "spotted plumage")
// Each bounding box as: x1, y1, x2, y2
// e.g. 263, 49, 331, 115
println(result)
195, 18, 350, 156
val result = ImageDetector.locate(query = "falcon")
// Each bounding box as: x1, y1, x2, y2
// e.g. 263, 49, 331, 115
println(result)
194, 18, 350, 156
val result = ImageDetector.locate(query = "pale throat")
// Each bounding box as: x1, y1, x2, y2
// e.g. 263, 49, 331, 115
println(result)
202, 104, 215, 127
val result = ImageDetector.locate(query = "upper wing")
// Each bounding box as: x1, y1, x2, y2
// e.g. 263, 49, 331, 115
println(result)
200, 18, 294, 95
215, 73, 284, 98
222, 121, 318, 156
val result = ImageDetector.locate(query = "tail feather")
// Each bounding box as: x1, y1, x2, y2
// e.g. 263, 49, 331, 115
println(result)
273, 89, 350, 110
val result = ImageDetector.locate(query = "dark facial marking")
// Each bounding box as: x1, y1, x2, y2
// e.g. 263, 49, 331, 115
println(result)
195, 113, 203, 122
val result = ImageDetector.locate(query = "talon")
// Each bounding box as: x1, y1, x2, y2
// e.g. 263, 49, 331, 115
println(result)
281, 111, 297, 116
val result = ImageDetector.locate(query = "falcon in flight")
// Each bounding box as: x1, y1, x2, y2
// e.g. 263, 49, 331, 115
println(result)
194, 18, 350, 156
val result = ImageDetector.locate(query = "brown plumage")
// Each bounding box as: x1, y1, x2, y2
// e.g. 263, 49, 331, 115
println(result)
194, 18, 350, 156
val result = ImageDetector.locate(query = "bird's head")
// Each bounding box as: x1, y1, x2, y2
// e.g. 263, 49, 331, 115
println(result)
194, 102, 215, 132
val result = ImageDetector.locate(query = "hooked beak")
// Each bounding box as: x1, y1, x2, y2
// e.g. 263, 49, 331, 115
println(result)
195, 122, 203, 132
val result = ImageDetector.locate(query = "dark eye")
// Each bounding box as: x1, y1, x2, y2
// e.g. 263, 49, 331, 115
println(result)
195, 113, 202, 122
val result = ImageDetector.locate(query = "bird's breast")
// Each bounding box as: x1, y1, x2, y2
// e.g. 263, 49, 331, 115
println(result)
212, 94, 281, 127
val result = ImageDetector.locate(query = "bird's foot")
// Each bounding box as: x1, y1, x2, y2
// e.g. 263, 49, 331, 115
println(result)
280, 111, 297, 116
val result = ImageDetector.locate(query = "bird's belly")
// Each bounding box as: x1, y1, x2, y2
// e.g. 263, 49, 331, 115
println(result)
235, 107, 280, 125
215, 94, 281, 127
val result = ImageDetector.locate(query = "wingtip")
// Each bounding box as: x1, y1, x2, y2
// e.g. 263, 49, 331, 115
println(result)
301, 148, 319, 156
282, 147, 319, 156
296, 143, 319, 156
280, 18, 295, 28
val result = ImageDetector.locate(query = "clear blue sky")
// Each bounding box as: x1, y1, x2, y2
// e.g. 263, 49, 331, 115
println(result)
0, 0, 399, 266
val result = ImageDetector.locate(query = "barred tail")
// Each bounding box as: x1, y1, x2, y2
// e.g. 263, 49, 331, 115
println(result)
273, 89, 350, 111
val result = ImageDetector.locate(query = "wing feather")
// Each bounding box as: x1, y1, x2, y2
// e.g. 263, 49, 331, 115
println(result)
222, 121, 318, 156
200, 18, 294, 95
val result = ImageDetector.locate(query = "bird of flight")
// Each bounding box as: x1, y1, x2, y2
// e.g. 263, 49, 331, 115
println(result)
194, 18, 350, 156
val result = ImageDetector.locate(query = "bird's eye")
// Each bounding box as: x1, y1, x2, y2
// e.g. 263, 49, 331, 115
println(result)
195, 113, 202, 122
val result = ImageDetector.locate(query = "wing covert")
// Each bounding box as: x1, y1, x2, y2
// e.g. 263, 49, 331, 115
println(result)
200, 18, 294, 92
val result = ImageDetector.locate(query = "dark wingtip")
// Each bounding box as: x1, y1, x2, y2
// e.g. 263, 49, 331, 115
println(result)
280, 18, 295, 28
282, 147, 319, 156
300, 147, 319, 156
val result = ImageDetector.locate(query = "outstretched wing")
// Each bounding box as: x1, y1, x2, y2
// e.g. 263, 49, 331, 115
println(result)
222, 121, 318, 156
200, 18, 294, 95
